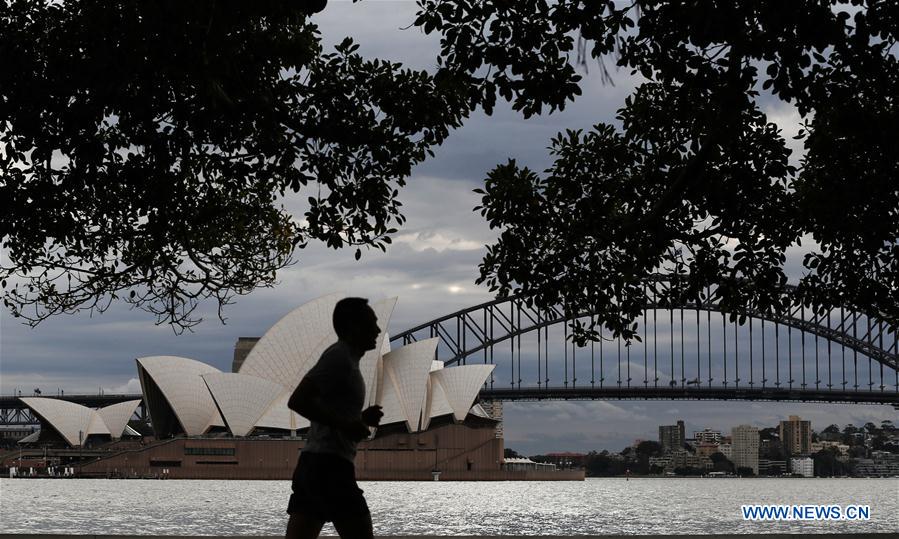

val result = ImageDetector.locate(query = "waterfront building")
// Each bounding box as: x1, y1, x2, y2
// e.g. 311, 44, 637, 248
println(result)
543, 452, 587, 468
694, 428, 723, 444
811, 441, 850, 456
718, 442, 732, 459
852, 454, 899, 477
779, 415, 812, 456
731, 425, 759, 475
758, 459, 787, 476
790, 456, 814, 477
502, 457, 557, 472
671, 450, 712, 471
659, 420, 686, 453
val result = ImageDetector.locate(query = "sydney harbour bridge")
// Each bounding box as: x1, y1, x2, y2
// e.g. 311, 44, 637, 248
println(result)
2, 282, 897, 426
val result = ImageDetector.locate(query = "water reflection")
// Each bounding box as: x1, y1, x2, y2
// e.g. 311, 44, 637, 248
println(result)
1, 478, 896, 535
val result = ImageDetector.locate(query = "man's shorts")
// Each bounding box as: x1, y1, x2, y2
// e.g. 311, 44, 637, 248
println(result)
287, 451, 369, 522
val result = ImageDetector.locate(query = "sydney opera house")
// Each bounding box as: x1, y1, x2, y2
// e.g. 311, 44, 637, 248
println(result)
15, 294, 580, 479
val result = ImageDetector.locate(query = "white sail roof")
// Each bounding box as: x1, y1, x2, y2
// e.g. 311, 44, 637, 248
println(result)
377, 366, 406, 427
97, 399, 142, 438
254, 391, 310, 431
380, 339, 438, 432
470, 403, 491, 419
87, 413, 111, 436
17, 431, 40, 444
430, 364, 495, 421
238, 293, 344, 389
360, 298, 397, 408
20, 398, 104, 446
425, 373, 454, 425
202, 373, 285, 437
136, 356, 222, 436
371, 332, 391, 407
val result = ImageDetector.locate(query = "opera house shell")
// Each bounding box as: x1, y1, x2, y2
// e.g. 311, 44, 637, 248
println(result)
18, 397, 142, 446
132, 293, 496, 440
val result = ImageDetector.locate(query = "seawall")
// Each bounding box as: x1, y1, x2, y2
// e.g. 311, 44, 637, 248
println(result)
1, 534, 895, 539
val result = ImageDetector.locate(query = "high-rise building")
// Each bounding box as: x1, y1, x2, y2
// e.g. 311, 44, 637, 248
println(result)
732, 425, 759, 475
479, 399, 504, 438
694, 428, 723, 444
659, 420, 686, 453
779, 415, 812, 456
231, 337, 260, 373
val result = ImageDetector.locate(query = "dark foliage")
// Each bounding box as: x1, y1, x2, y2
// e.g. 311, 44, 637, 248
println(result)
812, 447, 852, 476
0, 1, 468, 330
673, 466, 705, 476
583, 450, 627, 477
635, 439, 662, 457
708, 451, 735, 472
416, 0, 899, 341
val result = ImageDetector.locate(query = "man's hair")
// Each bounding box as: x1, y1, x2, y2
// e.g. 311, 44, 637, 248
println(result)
333, 297, 371, 339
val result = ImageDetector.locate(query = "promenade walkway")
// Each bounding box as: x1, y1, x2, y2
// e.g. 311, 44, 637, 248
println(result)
1, 534, 895, 539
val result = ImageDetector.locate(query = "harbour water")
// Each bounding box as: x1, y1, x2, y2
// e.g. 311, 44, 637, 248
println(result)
1, 477, 896, 536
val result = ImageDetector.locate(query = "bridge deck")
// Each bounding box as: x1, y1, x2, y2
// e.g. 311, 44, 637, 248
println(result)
480, 386, 899, 405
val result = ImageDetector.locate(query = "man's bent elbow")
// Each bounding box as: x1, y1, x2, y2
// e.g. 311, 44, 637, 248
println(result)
287, 393, 306, 417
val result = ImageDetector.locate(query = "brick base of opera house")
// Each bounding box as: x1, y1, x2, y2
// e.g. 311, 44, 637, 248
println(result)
77, 421, 584, 481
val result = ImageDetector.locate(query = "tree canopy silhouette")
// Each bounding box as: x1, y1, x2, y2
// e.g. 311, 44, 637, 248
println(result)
0, 1, 468, 330
415, 0, 898, 340
2, 1, 897, 337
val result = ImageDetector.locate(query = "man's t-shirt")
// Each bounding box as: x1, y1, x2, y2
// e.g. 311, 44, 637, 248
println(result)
300, 340, 367, 463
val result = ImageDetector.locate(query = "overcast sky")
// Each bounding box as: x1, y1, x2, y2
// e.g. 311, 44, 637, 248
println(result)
1, 1, 895, 454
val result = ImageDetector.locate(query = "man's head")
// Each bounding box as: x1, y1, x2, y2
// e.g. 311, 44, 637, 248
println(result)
333, 297, 380, 353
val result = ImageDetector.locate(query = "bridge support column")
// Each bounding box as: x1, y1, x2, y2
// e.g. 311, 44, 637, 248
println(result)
480, 399, 504, 439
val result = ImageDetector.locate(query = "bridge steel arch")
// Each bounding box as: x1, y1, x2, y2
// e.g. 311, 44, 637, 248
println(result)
390, 283, 898, 405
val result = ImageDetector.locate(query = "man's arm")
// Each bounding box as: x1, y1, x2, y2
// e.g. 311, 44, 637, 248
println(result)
288, 375, 370, 440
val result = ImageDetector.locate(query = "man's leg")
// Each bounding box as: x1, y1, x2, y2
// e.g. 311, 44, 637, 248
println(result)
285, 512, 325, 539
332, 511, 374, 539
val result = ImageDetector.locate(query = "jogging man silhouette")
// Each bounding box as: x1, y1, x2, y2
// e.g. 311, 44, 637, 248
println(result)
286, 297, 383, 539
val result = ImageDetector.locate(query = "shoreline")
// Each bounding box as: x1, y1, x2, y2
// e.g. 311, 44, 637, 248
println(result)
4, 474, 898, 480
1, 534, 897, 539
